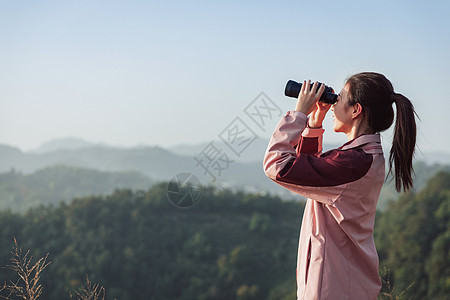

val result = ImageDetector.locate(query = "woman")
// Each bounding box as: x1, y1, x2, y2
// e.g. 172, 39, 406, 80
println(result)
263, 72, 417, 299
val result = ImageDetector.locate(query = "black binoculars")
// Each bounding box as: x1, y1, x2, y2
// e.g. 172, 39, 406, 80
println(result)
284, 80, 338, 104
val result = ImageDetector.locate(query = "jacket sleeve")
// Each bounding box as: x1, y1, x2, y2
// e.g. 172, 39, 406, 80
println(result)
263, 111, 372, 204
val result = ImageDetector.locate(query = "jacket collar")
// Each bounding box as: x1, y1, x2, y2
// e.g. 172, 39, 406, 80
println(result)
340, 134, 383, 154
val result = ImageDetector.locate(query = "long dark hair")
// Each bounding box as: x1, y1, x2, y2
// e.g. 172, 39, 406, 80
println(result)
346, 72, 417, 192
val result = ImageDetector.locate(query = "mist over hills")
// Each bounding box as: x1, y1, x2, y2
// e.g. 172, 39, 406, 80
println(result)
0, 138, 289, 200
16, 136, 450, 165
0, 165, 153, 212
0, 142, 188, 180
1, 137, 449, 212
30, 137, 108, 153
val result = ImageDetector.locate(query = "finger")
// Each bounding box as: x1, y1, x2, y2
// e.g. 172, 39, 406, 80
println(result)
311, 81, 319, 95
317, 82, 326, 96
300, 80, 307, 94
312, 102, 320, 112
320, 101, 331, 108
318, 102, 332, 113
313, 102, 321, 114
305, 79, 311, 94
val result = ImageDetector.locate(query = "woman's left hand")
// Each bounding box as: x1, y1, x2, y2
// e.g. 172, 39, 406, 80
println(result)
308, 101, 332, 128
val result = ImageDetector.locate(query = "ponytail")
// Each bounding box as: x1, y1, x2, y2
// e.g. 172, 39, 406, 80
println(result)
346, 72, 418, 192
389, 94, 417, 192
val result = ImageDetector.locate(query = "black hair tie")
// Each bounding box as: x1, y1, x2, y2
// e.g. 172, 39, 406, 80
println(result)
391, 93, 397, 103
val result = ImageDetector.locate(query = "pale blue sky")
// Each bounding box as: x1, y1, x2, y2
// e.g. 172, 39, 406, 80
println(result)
1, 0, 449, 156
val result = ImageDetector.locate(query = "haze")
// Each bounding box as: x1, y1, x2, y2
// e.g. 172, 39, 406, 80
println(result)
1, 0, 449, 157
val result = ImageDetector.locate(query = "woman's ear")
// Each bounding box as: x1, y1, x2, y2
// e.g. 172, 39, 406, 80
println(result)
351, 103, 364, 119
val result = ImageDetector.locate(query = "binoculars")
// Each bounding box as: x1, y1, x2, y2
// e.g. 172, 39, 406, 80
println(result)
285, 80, 338, 104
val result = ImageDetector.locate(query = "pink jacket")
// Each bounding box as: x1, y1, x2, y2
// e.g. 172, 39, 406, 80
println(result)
263, 111, 383, 299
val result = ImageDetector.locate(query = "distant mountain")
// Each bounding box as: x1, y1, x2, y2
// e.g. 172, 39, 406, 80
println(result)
0, 141, 297, 203
418, 151, 450, 165
32, 137, 96, 153
169, 138, 341, 163
169, 139, 271, 163
0, 165, 154, 212
0, 143, 188, 180
0, 144, 27, 173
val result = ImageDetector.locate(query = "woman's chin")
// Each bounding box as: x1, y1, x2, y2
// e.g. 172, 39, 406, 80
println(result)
333, 125, 344, 133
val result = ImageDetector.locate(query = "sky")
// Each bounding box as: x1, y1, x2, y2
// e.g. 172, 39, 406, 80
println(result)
1, 0, 449, 157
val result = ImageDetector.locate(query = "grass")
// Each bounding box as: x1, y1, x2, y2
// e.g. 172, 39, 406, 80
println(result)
378, 267, 415, 300
0, 239, 111, 300
0, 238, 51, 300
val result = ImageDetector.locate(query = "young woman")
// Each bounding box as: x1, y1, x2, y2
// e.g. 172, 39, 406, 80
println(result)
263, 72, 417, 299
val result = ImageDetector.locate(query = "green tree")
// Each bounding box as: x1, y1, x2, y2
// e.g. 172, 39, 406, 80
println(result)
375, 171, 450, 299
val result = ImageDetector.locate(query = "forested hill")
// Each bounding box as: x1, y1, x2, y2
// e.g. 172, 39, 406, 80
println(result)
0, 186, 303, 300
0, 171, 449, 299
374, 171, 450, 299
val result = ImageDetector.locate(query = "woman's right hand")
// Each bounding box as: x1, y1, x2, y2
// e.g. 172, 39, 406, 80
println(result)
295, 80, 330, 128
